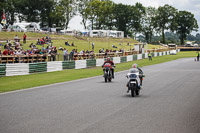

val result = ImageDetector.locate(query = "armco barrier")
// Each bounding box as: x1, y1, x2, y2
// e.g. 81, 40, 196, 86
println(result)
127, 55, 133, 62
145, 53, 148, 58
62, 61, 75, 69
133, 55, 137, 60
6, 64, 29, 76
47, 61, 62, 72
137, 54, 142, 60
96, 59, 104, 67
154, 52, 157, 57
75, 60, 86, 69
3, 50, 180, 77
113, 57, 120, 64
142, 54, 145, 59
29, 62, 47, 73
0, 64, 6, 76
120, 56, 127, 63
163, 52, 166, 56
86, 59, 96, 68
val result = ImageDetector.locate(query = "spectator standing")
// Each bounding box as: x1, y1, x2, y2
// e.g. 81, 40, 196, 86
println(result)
49, 48, 56, 61
63, 48, 68, 61
14, 35, 19, 42
69, 50, 74, 61
92, 42, 94, 50
196, 51, 199, 61
23, 33, 27, 43
148, 52, 152, 61
3, 48, 8, 55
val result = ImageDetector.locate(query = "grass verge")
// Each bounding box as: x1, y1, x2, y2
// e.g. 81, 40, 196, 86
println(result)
0, 51, 196, 93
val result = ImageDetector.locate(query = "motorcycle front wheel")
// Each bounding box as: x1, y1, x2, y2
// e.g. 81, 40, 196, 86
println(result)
131, 88, 135, 97
104, 73, 108, 82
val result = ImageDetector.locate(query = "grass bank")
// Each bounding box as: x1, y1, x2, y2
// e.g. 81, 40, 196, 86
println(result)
0, 51, 196, 93
0, 32, 165, 61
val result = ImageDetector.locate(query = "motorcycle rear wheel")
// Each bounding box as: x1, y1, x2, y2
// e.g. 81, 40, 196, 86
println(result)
131, 89, 135, 97
135, 90, 140, 96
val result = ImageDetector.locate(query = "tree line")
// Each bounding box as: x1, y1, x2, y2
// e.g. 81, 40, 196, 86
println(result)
0, 0, 199, 45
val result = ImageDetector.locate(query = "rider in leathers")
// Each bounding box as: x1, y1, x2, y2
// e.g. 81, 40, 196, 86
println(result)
126, 64, 144, 93
102, 58, 115, 78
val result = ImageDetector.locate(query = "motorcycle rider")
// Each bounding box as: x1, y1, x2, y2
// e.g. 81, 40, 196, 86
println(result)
126, 64, 144, 93
132, 64, 144, 86
102, 57, 115, 78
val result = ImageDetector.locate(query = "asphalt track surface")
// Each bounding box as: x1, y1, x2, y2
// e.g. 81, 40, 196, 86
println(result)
1, 58, 200, 133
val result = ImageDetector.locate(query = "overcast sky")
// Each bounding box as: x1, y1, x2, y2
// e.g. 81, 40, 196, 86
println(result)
68, 0, 200, 35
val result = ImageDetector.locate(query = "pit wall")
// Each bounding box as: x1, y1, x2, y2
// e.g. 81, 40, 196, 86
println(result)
1, 50, 180, 77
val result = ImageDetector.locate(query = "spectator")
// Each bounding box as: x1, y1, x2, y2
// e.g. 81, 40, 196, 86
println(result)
3, 48, 8, 55
14, 35, 19, 42
59, 46, 63, 51
23, 33, 27, 43
71, 42, 74, 47
112, 45, 117, 48
99, 48, 102, 53
79, 49, 84, 54
36, 39, 41, 45
69, 50, 74, 61
148, 51, 152, 61
0, 42, 3, 46
63, 48, 68, 61
65, 41, 70, 46
49, 48, 56, 61
92, 42, 94, 50
196, 51, 199, 61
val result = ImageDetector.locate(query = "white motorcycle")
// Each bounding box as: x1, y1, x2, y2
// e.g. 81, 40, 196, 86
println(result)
126, 68, 144, 97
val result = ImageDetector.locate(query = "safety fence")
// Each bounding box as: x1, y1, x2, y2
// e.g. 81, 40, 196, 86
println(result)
0, 50, 180, 77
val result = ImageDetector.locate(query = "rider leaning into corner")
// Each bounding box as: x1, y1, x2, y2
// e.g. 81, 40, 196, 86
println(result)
102, 57, 115, 78
126, 64, 144, 92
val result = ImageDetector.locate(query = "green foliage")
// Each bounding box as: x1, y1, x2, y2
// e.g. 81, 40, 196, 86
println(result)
141, 7, 157, 43
155, 4, 178, 44
176, 11, 199, 45
60, 0, 78, 29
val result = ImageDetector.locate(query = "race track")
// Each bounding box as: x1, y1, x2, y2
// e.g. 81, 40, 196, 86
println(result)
0, 58, 200, 133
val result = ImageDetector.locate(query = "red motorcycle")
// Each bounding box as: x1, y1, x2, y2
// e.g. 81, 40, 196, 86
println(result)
103, 63, 113, 82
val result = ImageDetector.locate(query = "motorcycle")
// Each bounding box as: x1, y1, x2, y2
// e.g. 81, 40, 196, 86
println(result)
103, 63, 114, 82
126, 68, 144, 97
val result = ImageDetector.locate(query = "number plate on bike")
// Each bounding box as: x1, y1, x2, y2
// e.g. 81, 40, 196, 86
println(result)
130, 81, 136, 84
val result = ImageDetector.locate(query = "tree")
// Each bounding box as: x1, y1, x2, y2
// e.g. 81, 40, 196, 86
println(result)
0, 0, 20, 25
78, 0, 90, 29
141, 7, 157, 43
155, 4, 177, 44
60, 0, 78, 29
102, 0, 115, 30
49, 5, 66, 28
130, 3, 146, 35
176, 11, 198, 45
113, 4, 133, 37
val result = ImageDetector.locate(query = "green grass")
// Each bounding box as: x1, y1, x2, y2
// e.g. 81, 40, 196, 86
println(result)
0, 51, 196, 93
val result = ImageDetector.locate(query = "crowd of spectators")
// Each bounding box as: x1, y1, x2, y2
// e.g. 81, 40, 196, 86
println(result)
0, 34, 129, 63
0, 35, 59, 62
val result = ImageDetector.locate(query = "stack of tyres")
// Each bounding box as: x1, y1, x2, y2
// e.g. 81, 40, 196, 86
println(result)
29, 62, 47, 73
0, 64, 6, 76
62, 61, 75, 69
86, 59, 96, 68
